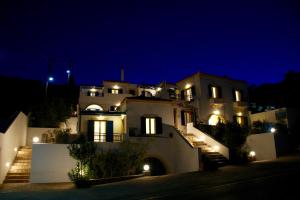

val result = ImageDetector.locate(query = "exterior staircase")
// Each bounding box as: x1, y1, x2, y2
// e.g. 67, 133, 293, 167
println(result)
183, 132, 228, 169
4, 146, 32, 183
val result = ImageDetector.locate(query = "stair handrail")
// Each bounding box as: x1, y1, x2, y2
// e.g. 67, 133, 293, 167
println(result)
187, 123, 229, 159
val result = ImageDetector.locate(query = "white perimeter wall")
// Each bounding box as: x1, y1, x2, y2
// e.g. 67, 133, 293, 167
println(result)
245, 133, 277, 161
30, 144, 76, 183
0, 112, 27, 184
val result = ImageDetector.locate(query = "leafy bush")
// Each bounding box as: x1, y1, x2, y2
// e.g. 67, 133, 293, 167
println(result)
89, 141, 147, 178
55, 129, 71, 144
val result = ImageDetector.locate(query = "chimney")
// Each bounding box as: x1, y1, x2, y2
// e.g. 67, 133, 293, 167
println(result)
121, 65, 124, 82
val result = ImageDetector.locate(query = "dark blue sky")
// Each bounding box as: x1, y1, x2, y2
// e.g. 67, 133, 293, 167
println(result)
0, 0, 299, 85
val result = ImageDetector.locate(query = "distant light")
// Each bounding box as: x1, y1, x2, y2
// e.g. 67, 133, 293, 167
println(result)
185, 83, 191, 89
66, 70, 71, 74
213, 110, 220, 115
156, 87, 162, 92
14, 147, 18, 152
249, 151, 256, 157
270, 127, 276, 133
33, 137, 39, 143
237, 112, 243, 116
143, 164, 150, 172
5, 162, 10, 167
115, 102, 121, 107
48, 76, 54, 82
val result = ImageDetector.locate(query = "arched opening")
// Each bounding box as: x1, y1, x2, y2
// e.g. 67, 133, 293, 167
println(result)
144, 157, 167, 176
85, 104, 103, 111
208, 114, 225, 126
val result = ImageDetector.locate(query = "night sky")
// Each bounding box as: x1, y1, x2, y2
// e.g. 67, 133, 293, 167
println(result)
0, 0, 300, 85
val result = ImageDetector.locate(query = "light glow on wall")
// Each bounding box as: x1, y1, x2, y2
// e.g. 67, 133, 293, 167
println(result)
197, 136, 205, 142
97, 115, 104, 120
237, 112, 243, 116
185, 83, 191, 89
213, 110, 220, 115
5, 162, 10, 167
115, 102, 121, 107
33, 137, 39, 143
14, 147, 18, 152
208, 115, 219, 126
156, 87, 162, 92
213, 145, 220, 152
121, 114, 126, 120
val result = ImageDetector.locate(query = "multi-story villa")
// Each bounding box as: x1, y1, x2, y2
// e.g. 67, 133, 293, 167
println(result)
78, 71, 248, 174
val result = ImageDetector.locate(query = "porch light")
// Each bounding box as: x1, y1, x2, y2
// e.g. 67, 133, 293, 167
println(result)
33, 137, 39, 143
66, 70, 71, 74
237, 112, 243, 116
156, 87, 162, 92
14, 147, 18, 152
90, 88, 97, 92
5, 162, 10, 167
185, 83, 191, 89
113, 85, 120, 89
213, 110, 220, 115
143, 164, 150, 172
270, 127, 276, 133
97, 115, 104, 120
249, 151, 256, 157
115, 102, 121, 107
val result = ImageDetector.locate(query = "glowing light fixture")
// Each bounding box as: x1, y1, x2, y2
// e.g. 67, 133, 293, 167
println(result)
14, 147, 18, 152
48, 76, 54, 82
90, 88, 97, 92
270, 127, 276, 133
156, 87, 162, 92
113, 85, 120, 89
66, 70, 71, 74
33, 137, 39, 143
6, 162, 10, 167
249, 151, 256, 157
185, 83, 191, 89
115, 102, 121, 107
143, 164, 150, 172
237, 112, 243, 116
97, 115, 105, 120
213, 110, 220, 115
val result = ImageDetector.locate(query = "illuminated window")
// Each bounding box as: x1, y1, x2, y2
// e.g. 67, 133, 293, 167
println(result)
235, 116, 246, 126
85, 104, 103, 111
209, 85, 222, 99
146, 118, 156, 134
94, 121, 106, 142
112, 89, 119, 94
186, 88, 192, 101
212, 87, 217, 98
235, 90, 241, 102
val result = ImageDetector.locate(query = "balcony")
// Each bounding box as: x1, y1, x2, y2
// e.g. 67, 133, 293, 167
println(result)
209, 98, 224, 105
94, 133, 124, 143
233, 101, 248, 107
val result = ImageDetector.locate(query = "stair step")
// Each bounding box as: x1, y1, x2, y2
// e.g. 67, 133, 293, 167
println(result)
7, 172, 30, 176
3, 179, 29, 183
6, 175, 29, 179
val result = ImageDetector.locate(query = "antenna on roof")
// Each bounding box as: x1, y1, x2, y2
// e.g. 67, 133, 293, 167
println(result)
121, 65, 125, 82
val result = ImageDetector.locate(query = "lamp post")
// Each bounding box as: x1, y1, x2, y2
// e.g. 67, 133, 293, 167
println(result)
66, 70, 71, 82
45, 76, 54, 97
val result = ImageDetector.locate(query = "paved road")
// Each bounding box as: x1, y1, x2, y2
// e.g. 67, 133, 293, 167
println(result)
1, 155, 300, 200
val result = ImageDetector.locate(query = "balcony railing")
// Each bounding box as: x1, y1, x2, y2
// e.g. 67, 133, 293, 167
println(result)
94, 133, 123, 143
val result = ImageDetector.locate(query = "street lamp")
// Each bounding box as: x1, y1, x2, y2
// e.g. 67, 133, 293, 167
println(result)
45, 76, 54, 97
66, 70, 71, 82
